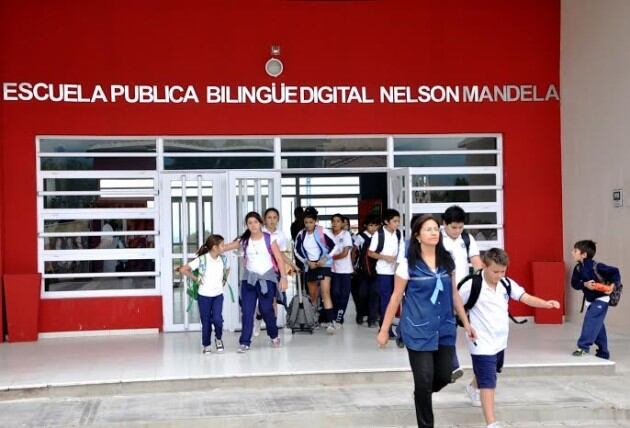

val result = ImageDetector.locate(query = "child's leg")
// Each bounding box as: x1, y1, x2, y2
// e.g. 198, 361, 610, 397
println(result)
307, 280, 319, 307
210, 295, 224, 340
333, 273, 352, 323
480, 388, 496, 425
320, 275, 335, 322
198, 295, 212, 347
331, 273, 341, 319
239, 281, 257, 346
577, 301, 608, 352
259, 281, 279, 340
595, 322, 610, 359
377, 274, 395, 334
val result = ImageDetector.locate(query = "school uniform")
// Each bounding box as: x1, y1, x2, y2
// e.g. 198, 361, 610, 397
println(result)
239, 234, 280, 347
353, 231, 379, 324
294, 226, 341, 281
331, 229, 354, 323
458, 271, 526, 389
440, 228, 480, 285
369, 228, 405, 333
571, 258, 620, 359
188, 253, 226, 347
395, 257, 457, 428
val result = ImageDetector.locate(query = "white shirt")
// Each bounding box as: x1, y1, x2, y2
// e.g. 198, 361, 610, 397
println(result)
332, 230, 354, 274
458, 271, 526, 355
353, 231, 372, 249
302, 228, 339, 262
441, 228, 480, 285
368, 228, 406, 275
244, 237, 274, 275
187, 253, 225, 297
263, 226, 288, 252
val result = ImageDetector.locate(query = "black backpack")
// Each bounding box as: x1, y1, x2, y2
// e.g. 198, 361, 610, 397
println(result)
579, 261, 624, 312
361, 228, 402, 279
456, 272, 527, 327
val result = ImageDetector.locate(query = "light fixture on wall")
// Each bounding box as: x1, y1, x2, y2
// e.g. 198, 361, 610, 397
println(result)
265, 45, 283, 78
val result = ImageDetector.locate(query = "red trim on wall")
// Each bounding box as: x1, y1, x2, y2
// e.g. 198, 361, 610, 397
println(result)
38, 296, 162, 332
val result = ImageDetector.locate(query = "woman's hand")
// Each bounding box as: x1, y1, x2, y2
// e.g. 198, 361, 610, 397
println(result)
376, 329, 390, 348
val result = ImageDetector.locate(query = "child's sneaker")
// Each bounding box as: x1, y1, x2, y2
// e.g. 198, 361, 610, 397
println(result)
487, 423, 503, 428
271, 337, 281, 348
326, 322, 337, 335
450, 367, 464, 383
237, 344, 250, 353
253, 318, 262, 337
572, 348, 587, 356
215, 339, 225, 353
202, 346, 211, 354
465, 382, 481, 407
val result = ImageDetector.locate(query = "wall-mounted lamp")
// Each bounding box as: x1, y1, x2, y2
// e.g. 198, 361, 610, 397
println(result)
265, 45, 283, 78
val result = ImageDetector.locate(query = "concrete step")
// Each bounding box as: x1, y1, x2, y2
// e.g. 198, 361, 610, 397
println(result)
1, 373, 629, 427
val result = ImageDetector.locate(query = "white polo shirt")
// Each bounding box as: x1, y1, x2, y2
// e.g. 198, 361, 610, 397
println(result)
332, 230, 354, 274
187, 254, 225, 297
353, 231, 371, 249
262, 226, 288, 252
458, 271, 526, 355
368, 228, 406, 275
244, 237, 274, 275
441, 228, 480, 285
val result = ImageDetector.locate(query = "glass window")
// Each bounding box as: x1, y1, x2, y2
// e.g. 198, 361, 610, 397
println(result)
282, 156, 386, 169
44, 219, 155, 233
394, 154, 497, 167
39, 139, 156, 153
44, 178, 154, 192
411, 174, 496, 187
163, 139, 274, 153
43, 195, 154, 209
164, 157, 273, 170
412, 190, 497, 204
45, 259, 155, 275
44, 235, 155, 250
394, 137, 497, 151
44, 276, 156, 292
41, 157, 156, 170
281, 138, 387, 152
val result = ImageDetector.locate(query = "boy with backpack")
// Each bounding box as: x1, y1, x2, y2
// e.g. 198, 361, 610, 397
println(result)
352, 214, 381, 327
368, 209, 405, 337
458, 248, 560, 428
570, 239, 622, 359
442, 205, 484, 382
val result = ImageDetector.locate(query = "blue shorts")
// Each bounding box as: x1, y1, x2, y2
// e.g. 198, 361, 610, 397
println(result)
471, 350, 505, 389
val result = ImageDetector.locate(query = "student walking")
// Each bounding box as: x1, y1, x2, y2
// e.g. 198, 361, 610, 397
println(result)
570, 239, 620, 359
352, 214, 381, 326
294, 206, 342, 334
223, 212, 288, 353
330, 213, 354, 326
441, 205, 484, 382
458, 248, 560, 428
368, 209, 405, 337
377, 215, 476, 428
176, 234, 229, 354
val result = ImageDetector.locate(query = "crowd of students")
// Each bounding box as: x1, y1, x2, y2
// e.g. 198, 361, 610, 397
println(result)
176, 204, 621, 428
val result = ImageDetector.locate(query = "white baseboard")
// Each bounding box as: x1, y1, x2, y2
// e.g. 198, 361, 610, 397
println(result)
39, 328, 160, 339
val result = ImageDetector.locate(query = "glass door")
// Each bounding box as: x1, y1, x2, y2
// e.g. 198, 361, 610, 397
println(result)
160, 173, 226, 332
387, 168, 412, 238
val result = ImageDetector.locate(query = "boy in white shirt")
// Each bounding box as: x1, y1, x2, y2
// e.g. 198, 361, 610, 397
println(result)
441, 205, 484, 382
368, 209, 405, 337
458, 248, 560, 428
330, 213, 355, 326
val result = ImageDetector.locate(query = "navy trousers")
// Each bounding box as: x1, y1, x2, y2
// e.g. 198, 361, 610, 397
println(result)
198, 294, 224, 347
577, 300, 610, 359
332, 273, 352, 323
239, 280, 279, 346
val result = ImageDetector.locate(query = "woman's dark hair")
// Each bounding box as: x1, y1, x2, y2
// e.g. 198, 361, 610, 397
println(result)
303, 206, 319, 221
407, 214, 454, 273
197, 234, 224, 257
240, 211, 263, 243
264, 207, 280, 218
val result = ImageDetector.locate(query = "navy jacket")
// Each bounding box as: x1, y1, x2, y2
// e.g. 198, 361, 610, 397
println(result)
571, 258, 620, 303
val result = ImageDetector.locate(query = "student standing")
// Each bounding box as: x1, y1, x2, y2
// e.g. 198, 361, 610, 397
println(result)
223, 212, 288, 353
458, 248, 559, 428
368, 209, 405, 337
177, 234, 228, 354
377, 215, 476, 428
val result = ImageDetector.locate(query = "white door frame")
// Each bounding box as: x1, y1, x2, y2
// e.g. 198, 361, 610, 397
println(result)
387, 167, 412, 238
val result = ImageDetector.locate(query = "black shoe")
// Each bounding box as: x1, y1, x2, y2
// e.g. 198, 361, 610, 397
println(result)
450, 367, 464, 383
367, 321, 377, 328
395, 336, 405, 348
572, 348, 587, 356
355, 315, 364, 325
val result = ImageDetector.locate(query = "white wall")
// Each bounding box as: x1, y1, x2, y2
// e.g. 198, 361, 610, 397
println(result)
561, 0, 630, 328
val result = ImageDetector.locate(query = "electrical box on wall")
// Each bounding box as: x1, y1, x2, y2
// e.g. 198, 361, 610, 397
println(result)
612, 189, 623, 208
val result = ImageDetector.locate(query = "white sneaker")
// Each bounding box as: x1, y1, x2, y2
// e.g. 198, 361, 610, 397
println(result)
253, 318, 262, 337
202, 346, 211, 354
334, 322, 343, 330
465, 382, 481, 407
487, 423, 502, 428
326, 323, 336, 335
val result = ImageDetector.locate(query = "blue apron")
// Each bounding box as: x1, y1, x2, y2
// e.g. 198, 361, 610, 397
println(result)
400, 260, 456, 352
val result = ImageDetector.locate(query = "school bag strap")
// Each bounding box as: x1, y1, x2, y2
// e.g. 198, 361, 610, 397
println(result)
242, 232, 279, 273
461, 231, 471, 257
374, 228, 402, 255
456, 273, 526, 325
500, 277, 527, 324
592, 260, 623, 307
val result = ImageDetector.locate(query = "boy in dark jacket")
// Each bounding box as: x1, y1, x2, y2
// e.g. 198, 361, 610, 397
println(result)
571, 240, 620, 359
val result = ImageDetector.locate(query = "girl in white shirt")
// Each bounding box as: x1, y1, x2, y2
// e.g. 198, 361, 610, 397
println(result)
330, 213, 354, 326
223, 211, 288, 353
177, 234, 228, 354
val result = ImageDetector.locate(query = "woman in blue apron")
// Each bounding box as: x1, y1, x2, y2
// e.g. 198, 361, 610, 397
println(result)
377, 215, 477, 428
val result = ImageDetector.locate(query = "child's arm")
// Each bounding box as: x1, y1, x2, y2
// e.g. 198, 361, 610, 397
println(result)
222, 239, 241, 252
520, 293, 560, 309
570, 265, 585, 290
452, 273, 477, 341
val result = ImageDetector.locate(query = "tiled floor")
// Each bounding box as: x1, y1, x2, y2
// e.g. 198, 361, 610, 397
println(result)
0, 321, 614, 390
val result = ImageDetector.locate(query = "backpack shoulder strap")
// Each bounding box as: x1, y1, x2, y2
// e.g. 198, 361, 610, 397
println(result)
263, 232, 279, 272
592, 261, 605, 283
458, 273, 482, 311
375, 228, 385, 254
461, 231, 471, 257
500, 277, 512, 296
